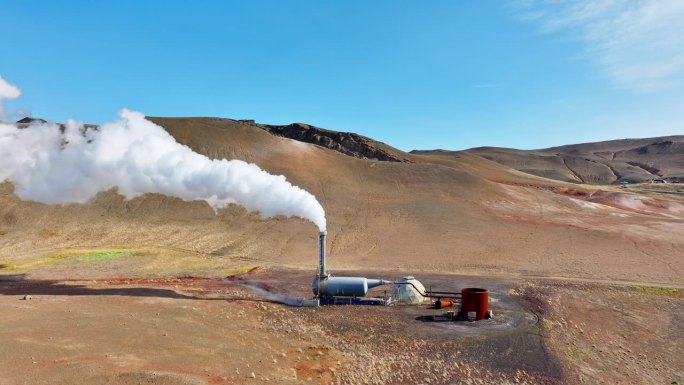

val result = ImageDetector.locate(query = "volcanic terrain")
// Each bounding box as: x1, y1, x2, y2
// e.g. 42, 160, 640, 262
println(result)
0, 117, 682, 385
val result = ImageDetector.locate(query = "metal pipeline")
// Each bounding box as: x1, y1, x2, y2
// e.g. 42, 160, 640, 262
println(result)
393, 281, 461, 299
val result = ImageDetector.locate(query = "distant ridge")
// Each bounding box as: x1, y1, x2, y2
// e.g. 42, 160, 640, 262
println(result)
413, 136, 684, 185
14, 114, 683, 184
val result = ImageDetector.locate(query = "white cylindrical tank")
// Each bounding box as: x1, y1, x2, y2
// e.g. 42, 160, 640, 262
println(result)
312, 276, 390, 298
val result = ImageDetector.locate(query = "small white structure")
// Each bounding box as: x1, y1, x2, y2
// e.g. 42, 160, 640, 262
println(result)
394, 276, 429, 305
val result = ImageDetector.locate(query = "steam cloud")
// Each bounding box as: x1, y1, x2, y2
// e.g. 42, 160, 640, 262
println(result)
0, 76, 21, 121
238, 282, 307, 307
0, 79, 326, 231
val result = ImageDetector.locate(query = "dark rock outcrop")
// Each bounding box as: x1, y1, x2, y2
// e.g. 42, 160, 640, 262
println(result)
260, 123, 411, 163
16, 117, 47, 124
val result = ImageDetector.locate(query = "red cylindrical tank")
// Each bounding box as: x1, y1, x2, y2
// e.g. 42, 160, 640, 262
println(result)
460, 288, 489, 320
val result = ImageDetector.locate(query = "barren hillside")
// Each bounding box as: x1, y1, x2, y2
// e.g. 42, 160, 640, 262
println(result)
1, 117, 682, 285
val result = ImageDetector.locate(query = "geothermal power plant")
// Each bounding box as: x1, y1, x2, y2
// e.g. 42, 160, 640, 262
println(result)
309, 230, 491, 321
312, 231, 390, 299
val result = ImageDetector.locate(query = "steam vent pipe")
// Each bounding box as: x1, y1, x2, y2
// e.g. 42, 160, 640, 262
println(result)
312, 230, 391, 297
318, 231, 327, 277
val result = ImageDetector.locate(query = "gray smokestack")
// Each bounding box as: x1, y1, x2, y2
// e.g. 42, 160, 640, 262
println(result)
318, 231, 327, 277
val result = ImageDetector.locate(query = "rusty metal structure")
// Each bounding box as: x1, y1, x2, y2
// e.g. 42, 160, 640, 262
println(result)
460, 288, 489, 320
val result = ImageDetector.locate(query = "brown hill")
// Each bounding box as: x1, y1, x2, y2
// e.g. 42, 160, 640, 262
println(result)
447, 136, 684, 184
1, 118, 682, 285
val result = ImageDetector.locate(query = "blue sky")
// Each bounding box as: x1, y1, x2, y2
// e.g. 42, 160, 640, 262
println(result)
2, 0, 683, 150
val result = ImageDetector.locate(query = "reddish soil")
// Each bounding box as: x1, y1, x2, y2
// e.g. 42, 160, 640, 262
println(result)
2, 268, 680, 384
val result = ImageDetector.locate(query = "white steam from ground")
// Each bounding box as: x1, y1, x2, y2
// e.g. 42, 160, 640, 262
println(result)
0, 79, 326, 230
238, 282, 308, 307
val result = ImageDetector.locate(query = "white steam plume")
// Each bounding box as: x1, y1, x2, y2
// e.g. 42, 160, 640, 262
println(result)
238, 282, 308, 307
0, 82, 326, 231
0, 77, 21, 121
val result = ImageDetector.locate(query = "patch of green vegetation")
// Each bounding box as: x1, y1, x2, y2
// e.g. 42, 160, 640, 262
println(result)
0, 229, 6, 236
73, 250, 132, 262
565, 344, 579, 363
223, 265, 258, 277
48, 249, 138, 262
631, 285, 680, 297
3, 249, 139, 271
2, 248, 254, 277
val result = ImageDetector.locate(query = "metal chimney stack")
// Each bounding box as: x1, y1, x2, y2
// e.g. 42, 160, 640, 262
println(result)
318, 231, 327, 277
